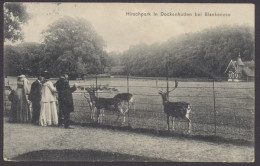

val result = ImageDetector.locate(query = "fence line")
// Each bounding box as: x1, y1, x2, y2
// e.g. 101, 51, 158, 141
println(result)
4, 76, 254, 142
5, 83, 254, 90
74, 97, 253, 110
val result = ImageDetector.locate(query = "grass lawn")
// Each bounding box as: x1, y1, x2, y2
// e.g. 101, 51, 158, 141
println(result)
4, 76, 254, 141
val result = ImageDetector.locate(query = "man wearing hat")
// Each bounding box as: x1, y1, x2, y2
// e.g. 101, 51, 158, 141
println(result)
55, 73, 77, 129
29, 76, 43, 124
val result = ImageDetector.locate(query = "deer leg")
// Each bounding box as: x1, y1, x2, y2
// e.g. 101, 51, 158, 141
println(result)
96, 109, 100, 124
102, 109, 105, 117
91, 106, 94, 120
101, 109, 104, 123
185, 114, 191, 134
167, 115, 170, 131
127, 105, 130, 125
90, 106, 93, 119
114, 114, 120, 123
99, 109, 102, 124
172, 117, 175, 131
122, 113, 125, 124
171, 116, 173, 130
93, 107, 96, 121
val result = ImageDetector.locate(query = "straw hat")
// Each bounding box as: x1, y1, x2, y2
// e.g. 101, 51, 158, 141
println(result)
18, 75, 26, 78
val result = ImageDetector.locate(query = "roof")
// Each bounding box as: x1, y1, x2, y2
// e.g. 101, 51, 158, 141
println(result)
225, 59, 254, 77
242, 67, 254, 77
237, 55, 245, 66
224, 60, 237, 73
243, 61, 254, 69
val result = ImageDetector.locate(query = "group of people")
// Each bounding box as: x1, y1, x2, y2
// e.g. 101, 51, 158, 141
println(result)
8, 72, 77, 129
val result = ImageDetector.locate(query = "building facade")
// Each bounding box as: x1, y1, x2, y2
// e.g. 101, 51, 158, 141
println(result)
224, 53, 254, 82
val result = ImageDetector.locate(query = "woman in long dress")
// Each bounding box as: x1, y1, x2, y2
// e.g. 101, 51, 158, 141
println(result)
39, 73, 58, 126
12, 75, 31, 123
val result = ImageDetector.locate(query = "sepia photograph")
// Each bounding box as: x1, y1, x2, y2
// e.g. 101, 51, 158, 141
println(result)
3, 2, 255, 162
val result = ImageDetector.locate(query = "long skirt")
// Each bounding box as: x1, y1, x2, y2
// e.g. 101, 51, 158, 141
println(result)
39, 101, 58, 126
15, 88, 31, 123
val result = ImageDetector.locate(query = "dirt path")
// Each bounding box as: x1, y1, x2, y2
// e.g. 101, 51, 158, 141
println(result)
4, 121, 254, 162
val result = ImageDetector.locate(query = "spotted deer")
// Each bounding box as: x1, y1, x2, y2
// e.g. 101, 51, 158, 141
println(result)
157, 80, 192, 133
83, 86, 134, 124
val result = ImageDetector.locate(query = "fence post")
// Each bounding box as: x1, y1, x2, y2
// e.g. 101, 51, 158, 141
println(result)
166, 55, 169, 98
127, 74, 130, 126
213, 78, 217, 136
96, 74, 98, 98
127, 74, 129, 93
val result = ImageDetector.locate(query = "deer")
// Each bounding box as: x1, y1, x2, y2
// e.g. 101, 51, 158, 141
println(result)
157, 80, 192, 133
84, 93, 97, 120
82, 85, 134, 124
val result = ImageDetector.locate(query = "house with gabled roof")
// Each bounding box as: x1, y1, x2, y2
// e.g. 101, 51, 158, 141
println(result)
224, 53, 254, 81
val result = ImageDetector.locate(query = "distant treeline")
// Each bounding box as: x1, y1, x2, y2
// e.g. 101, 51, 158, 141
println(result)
4, 22, 254, 79
112, 25, 254, 78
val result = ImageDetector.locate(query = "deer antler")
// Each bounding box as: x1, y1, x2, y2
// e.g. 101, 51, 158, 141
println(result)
156, 80, 178, 94
156, 79, 164, 93
168, 80, 178, 93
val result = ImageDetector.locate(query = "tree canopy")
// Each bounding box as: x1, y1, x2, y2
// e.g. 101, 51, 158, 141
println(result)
42, 17, 107, 77
4, 17, 108, 78
118, 25, 254, 78
4, 22, 254, 79
4, 2, 30, 42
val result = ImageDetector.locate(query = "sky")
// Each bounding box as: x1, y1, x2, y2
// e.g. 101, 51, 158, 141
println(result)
7, 3, 255, 52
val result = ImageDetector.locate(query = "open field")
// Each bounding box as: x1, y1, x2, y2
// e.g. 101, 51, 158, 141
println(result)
4, 76, 254, 141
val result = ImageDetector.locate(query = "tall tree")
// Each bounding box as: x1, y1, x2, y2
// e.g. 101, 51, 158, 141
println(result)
4, 2, 30, 42
42, 17, 107, 77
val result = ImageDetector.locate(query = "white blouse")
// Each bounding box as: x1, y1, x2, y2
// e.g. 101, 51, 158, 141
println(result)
17, 77, 30, 95
41, 80, 57, 102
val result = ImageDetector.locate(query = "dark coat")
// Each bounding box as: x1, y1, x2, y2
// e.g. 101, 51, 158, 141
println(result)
55, 78, 76, 113
8, 90, 19, 122
29, 80, 42, 102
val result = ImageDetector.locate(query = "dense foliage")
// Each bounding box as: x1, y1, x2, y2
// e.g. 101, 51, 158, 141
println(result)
42, 17, 107, 77
4, 17, 108, 78
119, 25, 254, 78
4, 23, 254, 78
4, 42, 45, 76
4, 2, 30, 42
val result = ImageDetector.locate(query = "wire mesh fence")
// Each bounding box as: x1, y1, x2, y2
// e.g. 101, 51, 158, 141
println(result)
4, 76, 254, 142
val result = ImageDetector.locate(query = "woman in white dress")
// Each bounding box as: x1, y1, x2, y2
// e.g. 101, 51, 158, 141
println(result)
39, 73, 58, 126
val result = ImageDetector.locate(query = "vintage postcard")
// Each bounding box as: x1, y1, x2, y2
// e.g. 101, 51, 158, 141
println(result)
3, 3, 254, 162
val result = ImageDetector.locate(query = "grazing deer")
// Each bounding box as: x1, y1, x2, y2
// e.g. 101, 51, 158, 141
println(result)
157, 80, 192, 133
83, 86, 134, 124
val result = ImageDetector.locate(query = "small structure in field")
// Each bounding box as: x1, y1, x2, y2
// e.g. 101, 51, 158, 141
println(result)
224, 53, 254, 82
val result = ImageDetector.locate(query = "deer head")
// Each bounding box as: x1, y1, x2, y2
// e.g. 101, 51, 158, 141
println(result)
157, 80, 178, 103
85, 85, 96, 104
